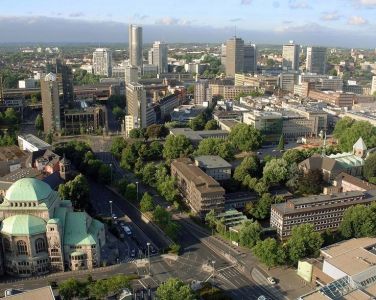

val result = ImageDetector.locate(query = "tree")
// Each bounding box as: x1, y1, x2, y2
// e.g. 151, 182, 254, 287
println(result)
58, 174, 90, 209
35, 114, 44, 131
120, 145, 137, 170
187, 85, 194, 94
125, 183, 137, 201
263, 158, 289, 184
296, 169, 324, 195
364, 152, 376, 181
195, 138, 235, 161
340, 204, 376, 238
163, 135, 193, 160
129, 128, 141, 139
158, 176, 178, 203
156, 278, 197, 300
253, 238, 286, 268
204, 119, 218, 130
58, 278, 82, 300
146, 124, 169, 139
333, 118, 376, 152
277, 134, 285, 151
282, 149, 307, 165
148, 141, 164, 160
98, 164, 111, 185
205, 209, 217, 228
238, 220, 262, 248
142, 162, 157, 186
234, 155, 261, 184
140, 192, 155, 212
112, 106, 125, 121
110, 137, 127, 159
190, 113, 207, 131
286, 224, 323, 265
228, 123, 263, 152
153, 205, 172, 225
251, 193, 274, 219
46, 132, 53, 144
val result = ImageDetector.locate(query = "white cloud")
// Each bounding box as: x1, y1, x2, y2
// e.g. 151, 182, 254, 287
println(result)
348, 15, 368, 25
241, 0, 252, 5
321, 11, 341, 21
288, 0, 311, 9
355, 0, 376, 7
155, 17, 191, 26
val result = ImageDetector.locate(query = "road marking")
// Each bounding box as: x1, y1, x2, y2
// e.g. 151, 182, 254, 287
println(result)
138, 279, 147, 289
217, 265, 237, 272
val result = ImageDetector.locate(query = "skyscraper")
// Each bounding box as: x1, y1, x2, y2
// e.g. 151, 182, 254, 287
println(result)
225, 37, 244, 77
371, 76, 376, 96
129, 24, 143, 68
126, 83, 147, 130
306, 46, 327, 74
151, 41, 168, 74
282, 41, 300, 71
244, 44, 257, 74
125, 65, 139, 84
48, 58, 74, 106
93, 48, 112, 77
221, 44, 227, 66
194, 80, 209, 105
41, 73, 61, 133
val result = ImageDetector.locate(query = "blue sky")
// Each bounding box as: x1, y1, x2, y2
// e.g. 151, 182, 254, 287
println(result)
1, 0, 376, 47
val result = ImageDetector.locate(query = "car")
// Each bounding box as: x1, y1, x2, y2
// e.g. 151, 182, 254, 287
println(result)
130, 249, 136, 258
267, 277, 276, 284
257, 151, 262, 155
272, 149, 277, 152
122, 225, 132, 236
150, 246, 157, 254
257, 296, 267, 300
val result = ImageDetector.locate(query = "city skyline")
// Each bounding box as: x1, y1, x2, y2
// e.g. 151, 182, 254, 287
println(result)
0, 0, 376, 47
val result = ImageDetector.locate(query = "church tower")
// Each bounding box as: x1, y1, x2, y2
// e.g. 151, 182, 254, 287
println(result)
353, 137, 367, 158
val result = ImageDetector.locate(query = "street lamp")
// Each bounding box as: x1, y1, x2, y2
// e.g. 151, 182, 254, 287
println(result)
147, 242, 151, 275
110, 163, 113, 184
211, 260, 216, 291
136, 181, 139, 202
109, 200, 113, 217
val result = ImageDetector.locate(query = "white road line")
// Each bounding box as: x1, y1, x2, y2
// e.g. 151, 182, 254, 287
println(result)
138, 279, 147, 289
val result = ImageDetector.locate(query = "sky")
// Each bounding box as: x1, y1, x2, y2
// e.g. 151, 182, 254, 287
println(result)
0, 0, 376, 47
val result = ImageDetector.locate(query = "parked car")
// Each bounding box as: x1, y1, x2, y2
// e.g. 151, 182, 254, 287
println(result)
267, 277, 276, 284
130, 249, 136, 258
122, 225, 132, 236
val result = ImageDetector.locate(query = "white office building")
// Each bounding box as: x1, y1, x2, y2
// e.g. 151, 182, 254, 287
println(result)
92, 48, 112, 77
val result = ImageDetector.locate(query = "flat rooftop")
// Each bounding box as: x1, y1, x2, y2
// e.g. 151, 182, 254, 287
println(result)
0, 145, 27, 162
321, 238, 376, 259
4, 286, 55, 299
169, 128, 228, 142
195, 155, 231, 169
18, 134, 51, 150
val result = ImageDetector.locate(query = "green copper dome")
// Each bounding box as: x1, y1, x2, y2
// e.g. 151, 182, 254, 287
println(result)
5, 178, 52, 202
1, 215, 46, 236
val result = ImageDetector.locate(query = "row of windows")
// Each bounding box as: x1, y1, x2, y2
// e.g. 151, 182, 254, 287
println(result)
284, 213, 342, 224
295, 197, 362, 209
3, 239, 46, 255
282, 207, 348, 219
9, 202, 38, 207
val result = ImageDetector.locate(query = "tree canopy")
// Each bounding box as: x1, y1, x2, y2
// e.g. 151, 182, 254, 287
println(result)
263, 158, 290, 185
195, 138, 235, 161
58, 174, 90, 210
233, 155, 261, 184
363, 152, 376, 183
163, 135, 193, 160
253, 238, 286, 268
228, 123, 263, 152
156, 278, 196, 300
140, 192, 155, 212
340, 204, 376, 238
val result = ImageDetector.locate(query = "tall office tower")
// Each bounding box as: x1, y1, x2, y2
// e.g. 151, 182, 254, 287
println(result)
372, 76, 376, 96
129, 24, 143, 68
282, 41, 300, 71
244, 43, 257, 74
46, 58, 74, 106
93, 48, 112, 77
221, 44, 227, 66
41, 73, 61, 133
194, 80, 209, 104
148, 49, 154, 64
152, 41, 168, 74
126, 83, 147, 130
225, 37, 244, 77
125, 65, 139, 84
306, 46, 327, 74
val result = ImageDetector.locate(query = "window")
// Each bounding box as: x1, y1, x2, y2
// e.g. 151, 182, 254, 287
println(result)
35, 238, 46, 253
3, 238, 11, 253
17, 241, 28, 255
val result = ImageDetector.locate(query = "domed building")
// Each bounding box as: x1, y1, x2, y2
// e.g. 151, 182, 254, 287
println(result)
0, 178, 105, 277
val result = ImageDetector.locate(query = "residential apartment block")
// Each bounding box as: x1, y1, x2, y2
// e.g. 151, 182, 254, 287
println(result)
308, 90, 355, 108
171, 158, 225, 217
